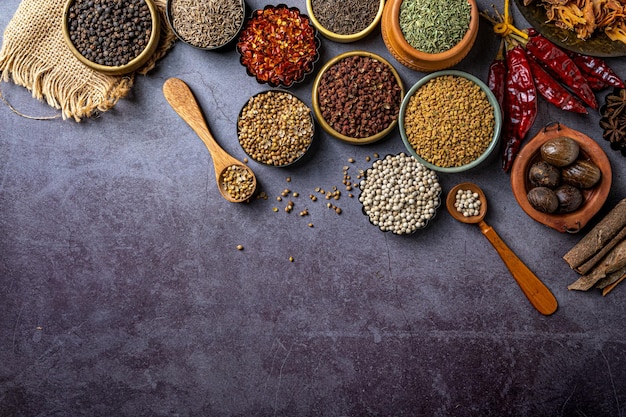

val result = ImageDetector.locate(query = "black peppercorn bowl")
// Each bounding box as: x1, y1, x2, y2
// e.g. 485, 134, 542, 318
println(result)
311, 51, 405, 145
165, 0, 247, 51
305, 0, 384, 43
236, 90, 316, 168
358, 153, 442, 236
236, 4, 321, 88
62, 0, 161, 75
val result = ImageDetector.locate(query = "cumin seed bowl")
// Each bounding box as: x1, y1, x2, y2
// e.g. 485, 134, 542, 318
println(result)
236, 4, 321, 88
305, 0, 385, 43
380, 0, 479, 72
399, 70, 502, 173
311, 51, 404, 145
165, 0, 246, 51
237, 90, 316, 168
62, 0, 161, 75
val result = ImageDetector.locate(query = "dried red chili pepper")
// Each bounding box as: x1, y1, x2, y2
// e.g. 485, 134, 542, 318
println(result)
237, 6, 318, 87
585, 75, 609, 91
565, 50, 625, 89
488, 40, 507, 113
526, 55, 587, 114
524, 32, 598, 110
502, 44, 537, 172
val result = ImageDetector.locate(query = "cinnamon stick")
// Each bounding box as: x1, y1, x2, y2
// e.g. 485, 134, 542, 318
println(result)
567, 239, 626, 291
563, 199, 626, 274
603, 272, 626, 296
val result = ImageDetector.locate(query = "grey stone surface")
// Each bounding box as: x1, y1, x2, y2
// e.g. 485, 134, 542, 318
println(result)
1, 1, 625, 416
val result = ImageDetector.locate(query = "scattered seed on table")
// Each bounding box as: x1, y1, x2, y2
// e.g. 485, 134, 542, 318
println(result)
236, 245, 244, 250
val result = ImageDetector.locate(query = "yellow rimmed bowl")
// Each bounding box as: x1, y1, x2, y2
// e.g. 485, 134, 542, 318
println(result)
311, 50, 404, 145
305, 0, 384, 43
62, 0, 161, 75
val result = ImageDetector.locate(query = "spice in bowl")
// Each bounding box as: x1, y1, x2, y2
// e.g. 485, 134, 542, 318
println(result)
399, 0, 471, 54
237, 90, 315, 167
400, 71, 500, 172
65, 0, 156, 71
313, 51, 403, 144
167, 0, 245, 50
359, 153, 441, 235
237, 5, 319, 88
309, 0, 380, 36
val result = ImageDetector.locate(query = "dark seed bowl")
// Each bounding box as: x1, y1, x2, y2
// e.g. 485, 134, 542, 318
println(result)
236, 4, 321, 88
62, 0, 161, 75
358, 153, 442, 236
165, 0, 246, 51
237, 90, 316, 168
311, 51, 404, 145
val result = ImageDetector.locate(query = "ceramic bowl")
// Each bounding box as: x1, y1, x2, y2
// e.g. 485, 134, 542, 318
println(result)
359, 153, 442, 235
62, 0, 161, 75
510, 122, 612, 233
380, 0, 479, 72
165, 0, 246, 51
311, 51, 404, 145
236, 4, 320, 88
237, 90, 316, 168
399, 70, 502, 173
305, 0, 384, 43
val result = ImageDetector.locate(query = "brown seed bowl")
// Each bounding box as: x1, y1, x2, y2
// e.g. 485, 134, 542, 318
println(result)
305, 0, 384, 43
237, 90, 316, 168
380, 0, 479, 72
236, 4, 321, 88
510, 122, 612, 233
165, 0, 246, 51
62, 0, 161, 76
311, 51, 405, 145
399, 70, 502, 173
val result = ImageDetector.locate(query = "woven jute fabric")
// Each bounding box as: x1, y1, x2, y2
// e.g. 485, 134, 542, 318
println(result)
0, 0, 176, 121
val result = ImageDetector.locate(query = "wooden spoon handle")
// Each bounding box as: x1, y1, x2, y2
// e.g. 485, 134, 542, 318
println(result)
162, 78, 232, 167
479, 220, 558, 316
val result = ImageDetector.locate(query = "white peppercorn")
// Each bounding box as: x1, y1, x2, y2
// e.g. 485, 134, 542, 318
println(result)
454, 189, 482, 217
359, 153, 441, 235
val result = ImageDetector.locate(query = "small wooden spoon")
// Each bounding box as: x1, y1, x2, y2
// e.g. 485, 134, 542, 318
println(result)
163, 77, 257, 203
446, 182, 558, 316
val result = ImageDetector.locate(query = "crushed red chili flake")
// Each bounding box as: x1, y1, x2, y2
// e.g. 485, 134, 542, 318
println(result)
237, 5, 319, 87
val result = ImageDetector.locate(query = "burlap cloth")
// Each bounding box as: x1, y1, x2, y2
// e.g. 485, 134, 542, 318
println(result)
0, 0, 176, 121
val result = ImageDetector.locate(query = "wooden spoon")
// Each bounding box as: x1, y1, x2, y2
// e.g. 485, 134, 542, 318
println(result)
163, 77, 257, 203
446, 182, 558, 316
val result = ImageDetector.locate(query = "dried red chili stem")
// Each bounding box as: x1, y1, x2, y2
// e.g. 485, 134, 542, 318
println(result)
526, 55, 587, 114
488, 38, 507, 113
564, 50, 625, 89
523, 32, 598, 110
502, 44, 537, 172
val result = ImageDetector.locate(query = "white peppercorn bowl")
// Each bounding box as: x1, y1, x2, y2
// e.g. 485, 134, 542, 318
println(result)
358, 153, 442, 236
165, 0, 247, 51
311, 50, 405, 145
62, 0, 161, 75
236, 90, 316, 168
305, 0, 384, 43
399, 70, 502, 173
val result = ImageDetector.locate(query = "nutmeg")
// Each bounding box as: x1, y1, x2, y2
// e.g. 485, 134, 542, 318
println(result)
528, 160, 560, 188
540, 136, 580, 167
527, 186, 559, 214
561, 159, 601, 189
555, 184, 583, 213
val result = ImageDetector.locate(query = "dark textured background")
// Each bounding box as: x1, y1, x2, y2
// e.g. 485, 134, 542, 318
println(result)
1, 1, 625, 416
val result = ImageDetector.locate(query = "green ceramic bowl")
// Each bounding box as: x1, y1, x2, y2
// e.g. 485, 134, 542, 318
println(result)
399, 70, 502, 173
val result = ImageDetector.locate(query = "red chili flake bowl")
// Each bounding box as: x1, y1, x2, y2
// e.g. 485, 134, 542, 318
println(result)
236, 4, 321, 88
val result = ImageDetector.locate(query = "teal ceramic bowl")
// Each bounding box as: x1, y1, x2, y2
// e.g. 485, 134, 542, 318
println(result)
399, 70, 502, 173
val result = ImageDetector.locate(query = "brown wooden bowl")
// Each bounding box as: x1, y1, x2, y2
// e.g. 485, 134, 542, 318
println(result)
380, 0, 479, 72
510, 122, 612, 233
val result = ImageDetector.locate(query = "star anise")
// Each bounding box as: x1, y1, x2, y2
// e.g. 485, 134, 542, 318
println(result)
600, 115, 626, 146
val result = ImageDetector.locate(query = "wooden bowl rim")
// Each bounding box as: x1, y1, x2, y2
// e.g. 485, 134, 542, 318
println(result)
510, 122, 612, 233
